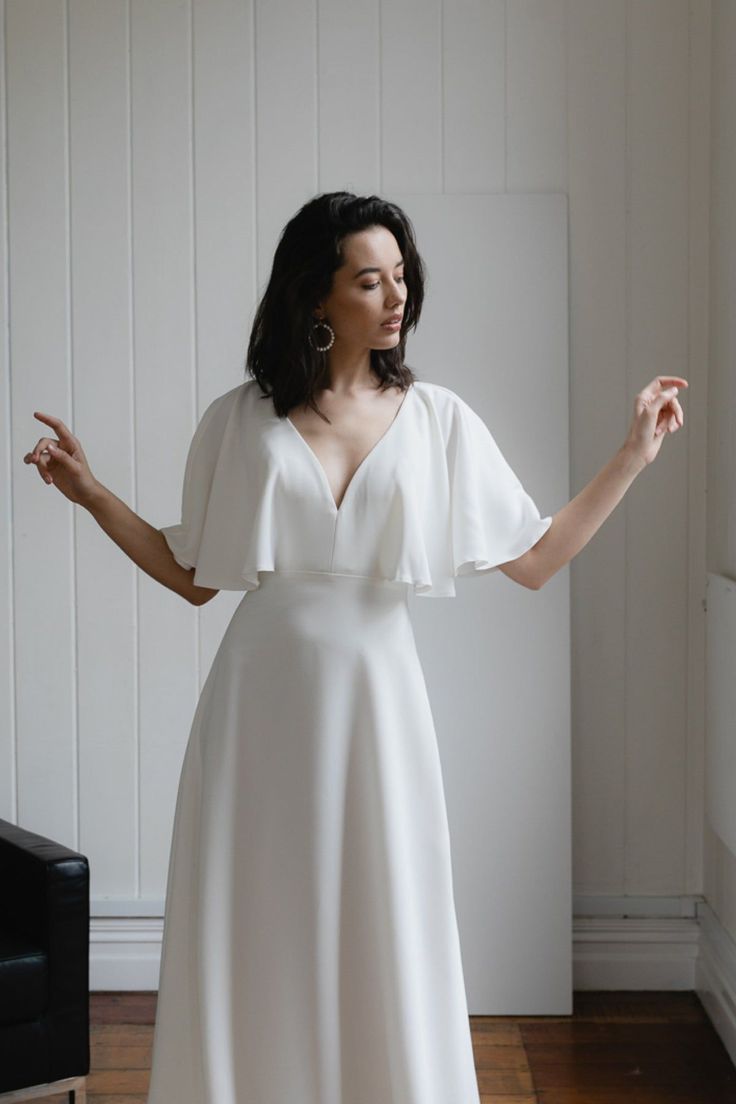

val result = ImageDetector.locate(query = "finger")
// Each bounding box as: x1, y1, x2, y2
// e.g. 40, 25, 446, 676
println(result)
638, 386, 668, 410
639, 378, 687, 406
46, 441, 79, 471
663, 395, 685, 430
653, 376, 689, 389
636, 385, 679, 419
646, 402, 676, 441
36, 455, 54, 485
659, 398, 679, 431
24, 453, 48, 468
657, 400, 679, 434
24, 438, 57, 463
666, 397, 684, 430
33, 412, 78, 448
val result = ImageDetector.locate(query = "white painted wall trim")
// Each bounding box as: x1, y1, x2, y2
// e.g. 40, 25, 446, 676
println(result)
89, 897, 736, 1072
573, 915, 700, 990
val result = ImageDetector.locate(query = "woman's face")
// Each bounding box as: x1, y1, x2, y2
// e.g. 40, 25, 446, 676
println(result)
315, 224, 407, 354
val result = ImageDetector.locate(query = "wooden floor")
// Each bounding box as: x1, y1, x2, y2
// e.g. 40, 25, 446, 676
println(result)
30, 990, 736, 1103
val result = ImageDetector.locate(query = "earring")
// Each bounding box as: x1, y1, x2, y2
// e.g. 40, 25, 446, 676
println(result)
309, 318, 335, 352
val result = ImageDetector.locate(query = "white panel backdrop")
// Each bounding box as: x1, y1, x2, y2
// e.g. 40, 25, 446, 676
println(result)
392, 193, 570, 1013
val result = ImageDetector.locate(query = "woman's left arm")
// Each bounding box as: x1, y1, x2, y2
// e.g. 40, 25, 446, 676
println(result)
501, 375, 689, 590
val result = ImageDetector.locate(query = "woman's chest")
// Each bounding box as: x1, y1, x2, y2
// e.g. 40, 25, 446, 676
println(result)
282, 387, 412, 513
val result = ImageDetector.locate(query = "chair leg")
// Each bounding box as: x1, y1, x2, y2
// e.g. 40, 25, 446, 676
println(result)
0, 1078, 86, 1104
69, 1080, 86, 1104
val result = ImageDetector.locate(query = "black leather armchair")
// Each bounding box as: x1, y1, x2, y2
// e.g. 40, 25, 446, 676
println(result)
0, 817, 90, 1103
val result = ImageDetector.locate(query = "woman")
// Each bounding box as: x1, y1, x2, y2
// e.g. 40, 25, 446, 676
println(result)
24, 191, 687, 1103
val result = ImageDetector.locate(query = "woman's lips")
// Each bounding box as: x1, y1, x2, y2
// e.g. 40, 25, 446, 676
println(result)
381, 320, 401, 331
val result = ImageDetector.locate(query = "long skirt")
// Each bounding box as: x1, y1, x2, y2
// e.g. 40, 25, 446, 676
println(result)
146, 570, 481, 1104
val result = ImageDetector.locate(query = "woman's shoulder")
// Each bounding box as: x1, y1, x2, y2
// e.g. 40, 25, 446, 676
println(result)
199, 377, 263, 420
411, 378, 474, 428
184, 380, 262, 457
412, 377, 468, 407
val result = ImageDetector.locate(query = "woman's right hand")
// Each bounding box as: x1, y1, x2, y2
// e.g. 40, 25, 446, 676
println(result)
23, 412, 101, 507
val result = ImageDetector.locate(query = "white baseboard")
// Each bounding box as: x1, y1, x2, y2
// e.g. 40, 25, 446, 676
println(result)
90, 916, 164, 991
573, 915, 700, 989
88, 895, 736, 1070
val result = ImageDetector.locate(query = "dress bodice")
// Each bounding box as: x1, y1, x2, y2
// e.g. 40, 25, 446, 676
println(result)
160, 377, 552, 598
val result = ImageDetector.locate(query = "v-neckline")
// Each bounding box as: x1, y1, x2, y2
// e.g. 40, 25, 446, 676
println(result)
284, 383, 414, 515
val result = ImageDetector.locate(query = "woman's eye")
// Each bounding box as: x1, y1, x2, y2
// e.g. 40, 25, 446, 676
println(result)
362, 276, 405, 291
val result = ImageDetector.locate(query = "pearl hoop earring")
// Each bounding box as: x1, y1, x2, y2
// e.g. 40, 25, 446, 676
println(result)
309, 319, 335, 353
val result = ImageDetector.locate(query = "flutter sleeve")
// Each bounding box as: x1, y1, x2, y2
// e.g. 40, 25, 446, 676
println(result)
446, 393, 553, 577
159, 390, 233, 572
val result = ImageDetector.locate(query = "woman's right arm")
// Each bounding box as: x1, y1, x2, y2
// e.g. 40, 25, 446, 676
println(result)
84, 484, 219, 606
24, 411, 219, 607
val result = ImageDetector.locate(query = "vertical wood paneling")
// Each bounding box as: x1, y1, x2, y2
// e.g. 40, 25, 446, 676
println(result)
507, 0, 567, 190
685, 0, 709, 896
191, 0, 256, 682
68, 0, 137, 897
130, 0, 199, 897
443, 0, 506, 193
255, 0, 317, 291
567, 0, 628, 893
626, 0, 690, 893
7, 0, 77, 843
0, 1, 14, 818
318, 0, 380, 194
381, 0, 442, 192
191, 0, 256, 415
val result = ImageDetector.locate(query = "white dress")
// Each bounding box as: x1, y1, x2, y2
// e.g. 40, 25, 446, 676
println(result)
146, 377, 552, 1104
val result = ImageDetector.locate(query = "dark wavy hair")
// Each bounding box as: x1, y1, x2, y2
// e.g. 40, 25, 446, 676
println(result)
245, 191, 427, 419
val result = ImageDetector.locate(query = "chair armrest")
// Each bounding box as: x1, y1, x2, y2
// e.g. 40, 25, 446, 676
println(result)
0, 817, 89, 1070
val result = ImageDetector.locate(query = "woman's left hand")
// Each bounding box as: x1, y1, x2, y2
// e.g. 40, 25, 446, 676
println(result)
622, 376, 689, 468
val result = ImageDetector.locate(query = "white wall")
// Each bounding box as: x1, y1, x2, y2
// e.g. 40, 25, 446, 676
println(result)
704, 0, 736, 946
0, 0, 708, 926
